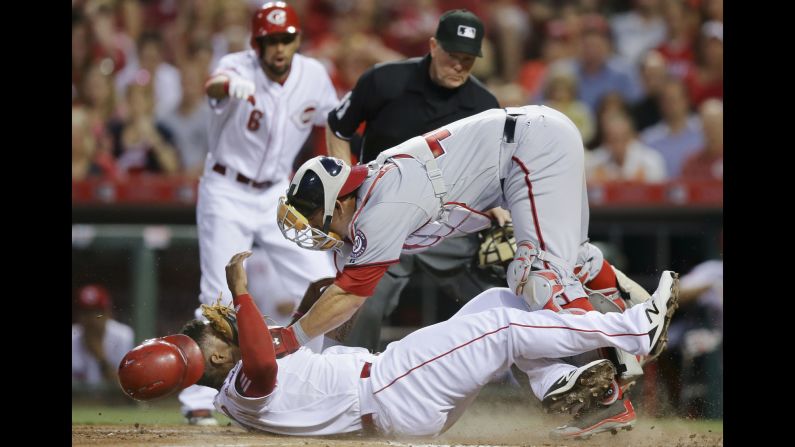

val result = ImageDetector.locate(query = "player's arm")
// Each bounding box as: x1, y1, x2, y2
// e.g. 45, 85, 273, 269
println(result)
326, 67, 378, 165
205, 73, 255, 101
291, 284, 368, 340
325, 123, 353, 165
225, 251, 278, 397
291, 261, 392, 341
289, 276, 336, 326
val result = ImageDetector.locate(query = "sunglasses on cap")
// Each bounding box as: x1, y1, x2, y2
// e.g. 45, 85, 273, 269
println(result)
260, 33, 298, 46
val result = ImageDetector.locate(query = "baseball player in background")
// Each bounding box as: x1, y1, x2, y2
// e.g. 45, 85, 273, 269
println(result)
72, 285, 134, 387
275, 104, 678, 437
118, 250, 679, 439
179, 1, 338, 425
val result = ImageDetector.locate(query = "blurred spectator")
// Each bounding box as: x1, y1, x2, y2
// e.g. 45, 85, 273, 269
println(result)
609, 0, 667, 67
382, 0, 442, 57
542, 70, 595, 143
701, 0, 723, 22
586, 111, 667, 183
72, 285, 134, 387
538, 17, 642, 115
210, 0, 252, 68
629, 49, 667, 131
681, 99, 722, 180
683, 20, 723, 108
172, 0, 220, 68
115, 32, 183, 119
309, 32, 405, 96
78, 64, 119, 156
640, 78, 703, 177
189, 39, 216, 76
73, 106, 118, 180
118, 0, 144, 44
587, 91, 630, 149
160, 63, 212, 178
73, 11, 93, 100
111, 82, 180, 176
516, 20, 575, 99
656, 0, 695, 80
86, 1, 137, 77
486, 0, 531, 82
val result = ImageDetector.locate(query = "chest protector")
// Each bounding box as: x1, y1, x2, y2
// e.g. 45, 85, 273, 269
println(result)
372, 135, 492, 254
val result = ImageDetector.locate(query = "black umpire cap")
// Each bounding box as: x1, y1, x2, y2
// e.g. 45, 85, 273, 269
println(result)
435, 9, 485, 57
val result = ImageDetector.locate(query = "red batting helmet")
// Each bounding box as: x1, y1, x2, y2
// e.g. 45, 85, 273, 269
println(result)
250, 2, 301, 54
117, 335, 205, 401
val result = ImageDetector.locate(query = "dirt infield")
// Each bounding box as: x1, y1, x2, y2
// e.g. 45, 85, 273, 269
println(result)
72, 399, 723, 447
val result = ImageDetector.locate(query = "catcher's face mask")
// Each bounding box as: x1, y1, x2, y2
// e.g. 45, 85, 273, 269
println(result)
277, 156, 369, 252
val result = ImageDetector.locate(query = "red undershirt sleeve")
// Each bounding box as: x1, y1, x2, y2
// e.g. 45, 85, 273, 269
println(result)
333, 263, 393, 297
233, 293, 277, 398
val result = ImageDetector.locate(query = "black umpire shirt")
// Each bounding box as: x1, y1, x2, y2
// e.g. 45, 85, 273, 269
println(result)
327, 54, 499, 163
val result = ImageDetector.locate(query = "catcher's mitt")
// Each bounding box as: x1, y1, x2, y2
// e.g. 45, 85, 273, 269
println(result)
201, 296, 239, 344
476, 222, 517, 282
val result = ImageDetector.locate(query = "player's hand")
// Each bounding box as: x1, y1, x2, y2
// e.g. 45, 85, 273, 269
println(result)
225, 250, 253, 297
486, 206, 512, 227
227, 78, 256, 100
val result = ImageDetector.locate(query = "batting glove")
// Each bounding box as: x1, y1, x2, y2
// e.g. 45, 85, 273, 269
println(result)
226, 77, 256, 100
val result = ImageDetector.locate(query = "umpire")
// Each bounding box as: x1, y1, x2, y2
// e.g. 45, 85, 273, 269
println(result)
325, 9, 502, 352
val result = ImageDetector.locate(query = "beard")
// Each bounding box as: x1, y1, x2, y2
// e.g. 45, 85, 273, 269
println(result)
263, 59, 291, 77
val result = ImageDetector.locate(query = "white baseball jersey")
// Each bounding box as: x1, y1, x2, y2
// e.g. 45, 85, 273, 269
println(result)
71, 320, 135, 386
207, 50, 338, 182
213, 287, 662, 437
333, 106, 590, 301
183, 49, 339, 414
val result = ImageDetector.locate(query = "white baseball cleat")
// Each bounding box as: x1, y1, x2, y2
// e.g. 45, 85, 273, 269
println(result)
541, 359, 616, 414
643, 271, 679, 364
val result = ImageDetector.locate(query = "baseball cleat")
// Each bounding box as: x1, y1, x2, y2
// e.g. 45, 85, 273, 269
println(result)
541, 360, 616, 414
549, 395, 636, 440
643, 271, 680, 364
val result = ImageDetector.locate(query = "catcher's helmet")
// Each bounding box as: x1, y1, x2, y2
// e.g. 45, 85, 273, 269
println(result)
477, 222, 517, 280
277, 156, 369, 251
117, 335, 204, 401
250, 2, 301, 55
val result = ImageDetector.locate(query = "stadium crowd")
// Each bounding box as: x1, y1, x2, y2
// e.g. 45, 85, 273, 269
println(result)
72, 0, 722, 184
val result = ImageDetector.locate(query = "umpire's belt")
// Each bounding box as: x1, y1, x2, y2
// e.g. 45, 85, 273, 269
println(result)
212, 163, 273, 190
359, 361, 382, 436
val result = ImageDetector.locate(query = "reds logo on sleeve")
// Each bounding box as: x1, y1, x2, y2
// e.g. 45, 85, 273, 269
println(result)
349, 229, 367, 264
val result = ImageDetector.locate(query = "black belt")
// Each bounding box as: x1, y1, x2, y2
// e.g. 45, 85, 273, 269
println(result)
212, 163, 273, 189
503, 111, 519, 144
360, 362, 379, 436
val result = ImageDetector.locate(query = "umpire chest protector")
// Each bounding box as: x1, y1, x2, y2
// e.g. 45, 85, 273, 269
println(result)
327, 55, 499, 163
